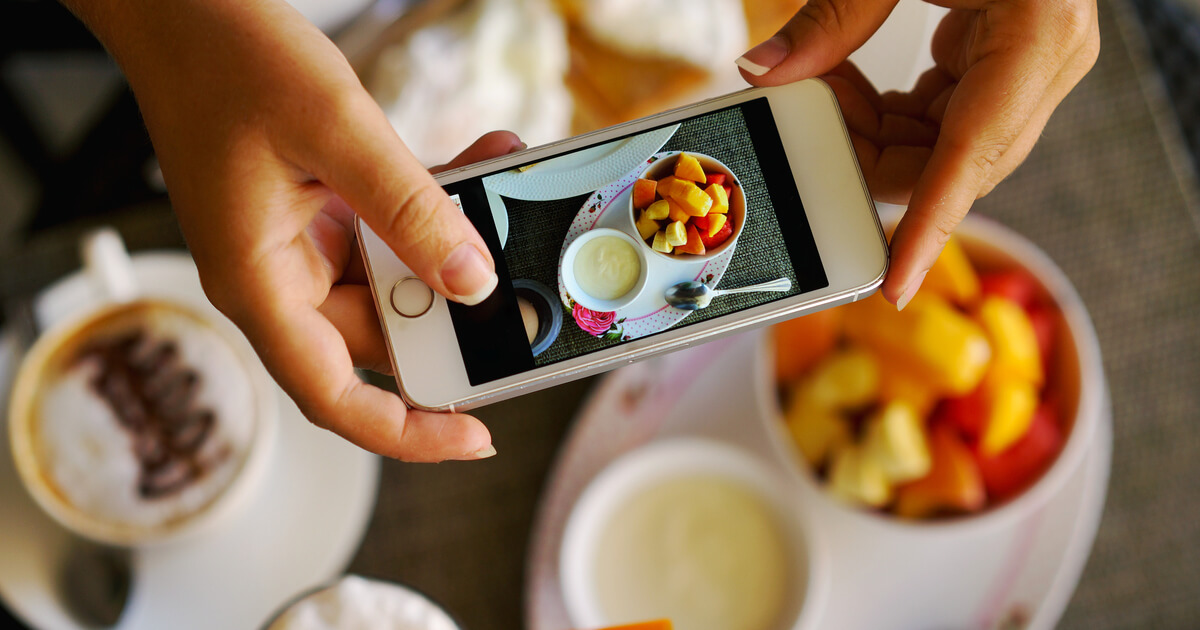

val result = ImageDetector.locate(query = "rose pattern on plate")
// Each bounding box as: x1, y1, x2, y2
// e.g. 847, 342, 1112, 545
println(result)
571, 302, 623, 340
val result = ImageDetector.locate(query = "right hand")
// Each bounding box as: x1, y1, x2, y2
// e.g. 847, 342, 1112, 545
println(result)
66, 0, 518, 461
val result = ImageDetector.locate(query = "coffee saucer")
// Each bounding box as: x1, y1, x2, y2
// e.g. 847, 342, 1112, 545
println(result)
0, 252, 380, 630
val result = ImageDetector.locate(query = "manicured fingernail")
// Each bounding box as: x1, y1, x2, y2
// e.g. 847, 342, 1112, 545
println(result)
510, 142, 528, 154
472, 444, 497, 459
736, 35, 789, 76
441, 243, 497, 306
895, 270, 929, 312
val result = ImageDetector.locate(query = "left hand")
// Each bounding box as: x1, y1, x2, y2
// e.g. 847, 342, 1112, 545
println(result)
736, 0, 1100, 308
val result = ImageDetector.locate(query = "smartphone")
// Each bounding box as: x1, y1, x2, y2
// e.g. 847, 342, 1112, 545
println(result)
358, 79, 888, 411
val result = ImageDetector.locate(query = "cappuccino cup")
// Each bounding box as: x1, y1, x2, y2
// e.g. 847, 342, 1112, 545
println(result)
7, 229, 276, 546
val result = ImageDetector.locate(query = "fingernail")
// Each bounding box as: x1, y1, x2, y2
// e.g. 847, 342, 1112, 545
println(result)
895, 270, 929, 312
736, 35, 789, 76
510, 142, 528, 154
441, 243, 497, 306
472, 444, 497, 459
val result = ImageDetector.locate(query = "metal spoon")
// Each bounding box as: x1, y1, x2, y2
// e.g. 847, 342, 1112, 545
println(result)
664, 277, 793, 310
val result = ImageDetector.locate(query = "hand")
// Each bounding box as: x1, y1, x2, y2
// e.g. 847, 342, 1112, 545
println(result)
66, 0, 521, 461
736, 0, 1099, 308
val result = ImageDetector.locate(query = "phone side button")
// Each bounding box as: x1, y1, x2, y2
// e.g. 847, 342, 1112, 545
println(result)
391, 277, 435, 318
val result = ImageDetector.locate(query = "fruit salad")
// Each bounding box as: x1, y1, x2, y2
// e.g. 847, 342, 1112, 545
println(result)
633, 153, 736, 257
773, 237, 1065, 519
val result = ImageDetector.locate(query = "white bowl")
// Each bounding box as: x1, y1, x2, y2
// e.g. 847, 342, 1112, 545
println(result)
561, 227, 649, 313
630, 152, 747, 263
559, 437, 828, 630
759, 213, 1105, 535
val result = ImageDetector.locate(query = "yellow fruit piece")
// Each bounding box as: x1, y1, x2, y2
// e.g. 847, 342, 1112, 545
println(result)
862, 401, 931, 484
793, 347, 880, 411
668, 181, 713, 217
657, 175, 686, 200
665, 220, 688, 247
666, 199, 691, 223
785, 397, 851, 467
829, 444, 892, 508
645, 199, 671, 221
774, 308, 843, 383
877, 364, 939, 417
635, 212, 660, 241
921, 237, 981, 307
704, 183, 729, 215
651, 231, 672, 254
980, 376, 1038, 456
977, 296, 1044, 386
844, 293, 991, 396
674, 152, 706, 183
705, 213, 727, 238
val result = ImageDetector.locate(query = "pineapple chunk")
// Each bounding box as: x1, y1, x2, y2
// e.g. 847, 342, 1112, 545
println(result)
704, 183, 729, 215
668, 181, 713, 217
651, 230, 673, 254
674, 153, 707, 183
795, 347, 880, 411
645, 199, 670, 221
665, 220, 688, 247
829, 444, 892, 508
862, 401, 931, 483
657, 175, 687, 200
635, 212, 660, 241
667, 199, 691, 223
786, 397, 852, 467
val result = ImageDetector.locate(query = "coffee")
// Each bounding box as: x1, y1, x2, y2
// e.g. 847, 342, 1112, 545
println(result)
16, 300, 257, 535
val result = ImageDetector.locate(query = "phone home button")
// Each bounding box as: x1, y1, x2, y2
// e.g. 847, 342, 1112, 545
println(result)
391, 277, 434, 318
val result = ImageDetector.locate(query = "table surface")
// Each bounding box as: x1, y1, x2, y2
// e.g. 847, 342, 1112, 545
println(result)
2, 0, 1199, 628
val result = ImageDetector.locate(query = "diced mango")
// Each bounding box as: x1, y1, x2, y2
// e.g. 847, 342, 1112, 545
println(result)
704, 213, 727, 238
632, 178, 658, 210
674, 223, 706, 255
666, 199, 691, 223
844, 293, 991, 396
894, 424, 986, 518
704, 183, 729, 215
773, 308, 843, 383
635, 212, 660, 241
793, 347, 880, 411
645, 199, 670, 221
977, 296, 1044, 386
921, 237, 981, 307
862, 401, 931, 483
651, 231, 672, 254
668, 181, 713, 217
829, 444, 892, 508
979, 375, 1038, 456
785, 397, 852, 467
657, 175, 686, 200
877, 363, 939, 417
665, 220, 688, 247
674, 153, 706, 183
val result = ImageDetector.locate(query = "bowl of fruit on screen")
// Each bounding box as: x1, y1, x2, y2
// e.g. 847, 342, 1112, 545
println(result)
629, 152, 746, 262
764, 215, 1104, 529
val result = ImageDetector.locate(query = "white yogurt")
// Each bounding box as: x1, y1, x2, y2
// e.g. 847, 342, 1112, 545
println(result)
268, 576, 459, 630
573, 236, 641, 301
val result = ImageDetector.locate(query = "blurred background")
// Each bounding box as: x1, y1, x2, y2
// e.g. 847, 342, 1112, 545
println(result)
0, 0, 1197, 628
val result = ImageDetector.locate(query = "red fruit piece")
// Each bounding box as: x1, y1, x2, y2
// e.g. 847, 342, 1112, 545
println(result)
698, 220, 733, 248
705, 173, 727, 186
976, 404, 1063, 501
1027, 305, 1057, 374
938, 384, 987, 443
692, 215, 711, 231
979, 270, 1040, 311
894, 423, 986, 519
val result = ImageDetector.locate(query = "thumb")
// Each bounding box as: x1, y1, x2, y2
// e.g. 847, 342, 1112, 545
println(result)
295, 94, 500, 306
737, 0, 899, 83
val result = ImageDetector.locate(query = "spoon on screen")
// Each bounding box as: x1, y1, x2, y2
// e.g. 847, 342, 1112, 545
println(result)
664, 277, 793, 310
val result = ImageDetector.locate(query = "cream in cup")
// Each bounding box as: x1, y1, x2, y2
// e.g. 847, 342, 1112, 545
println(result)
562, 228, 649, 313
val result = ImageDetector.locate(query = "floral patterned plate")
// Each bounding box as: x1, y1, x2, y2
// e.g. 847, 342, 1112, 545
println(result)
556, 152, 737, 341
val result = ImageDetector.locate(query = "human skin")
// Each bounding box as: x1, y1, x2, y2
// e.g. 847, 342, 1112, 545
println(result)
61, 0, 516, 462
736, 0, 1100, 310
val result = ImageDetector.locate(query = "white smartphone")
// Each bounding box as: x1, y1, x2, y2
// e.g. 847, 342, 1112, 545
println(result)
358, 79, 887, 411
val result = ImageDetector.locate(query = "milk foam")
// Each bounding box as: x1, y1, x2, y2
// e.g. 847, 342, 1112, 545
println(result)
34, 306, 256, 530
268, 576, 460, 630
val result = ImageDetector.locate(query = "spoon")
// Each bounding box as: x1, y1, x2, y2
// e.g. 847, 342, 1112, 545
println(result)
664, 277, 793, 310
60, 539, 132, 627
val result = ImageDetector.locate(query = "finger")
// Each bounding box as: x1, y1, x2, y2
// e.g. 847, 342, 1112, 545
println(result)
736, 0, 900, 83
869, 145, 933, 205
318, 284, 392, 373
243, 292, 493, 462
825, 61, 883, 111
284, 92, 499, 306
430, 130, 525, 174
823, 74, 881, 140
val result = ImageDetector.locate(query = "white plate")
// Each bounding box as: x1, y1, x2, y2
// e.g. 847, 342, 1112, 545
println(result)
0, 253, 380, 630
525, 331, 1111, 630
482, 125, 680, 201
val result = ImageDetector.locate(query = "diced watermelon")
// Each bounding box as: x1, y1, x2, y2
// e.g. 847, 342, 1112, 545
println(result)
698, 220, 733, 248
979, 270, 1039, 311
975, 404, 1062, 501
705, 173, 727, 186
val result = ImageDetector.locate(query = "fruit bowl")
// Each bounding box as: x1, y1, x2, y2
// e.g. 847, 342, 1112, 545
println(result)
627, 151, 747, 263
761, 213, 1105, 533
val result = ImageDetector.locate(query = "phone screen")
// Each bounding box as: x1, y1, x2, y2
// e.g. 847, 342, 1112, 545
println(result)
442, 97, 829, 386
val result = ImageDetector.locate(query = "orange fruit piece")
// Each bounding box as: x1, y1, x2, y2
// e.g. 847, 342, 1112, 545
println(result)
773, 307, 843, 383
591, 621, 673, 630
